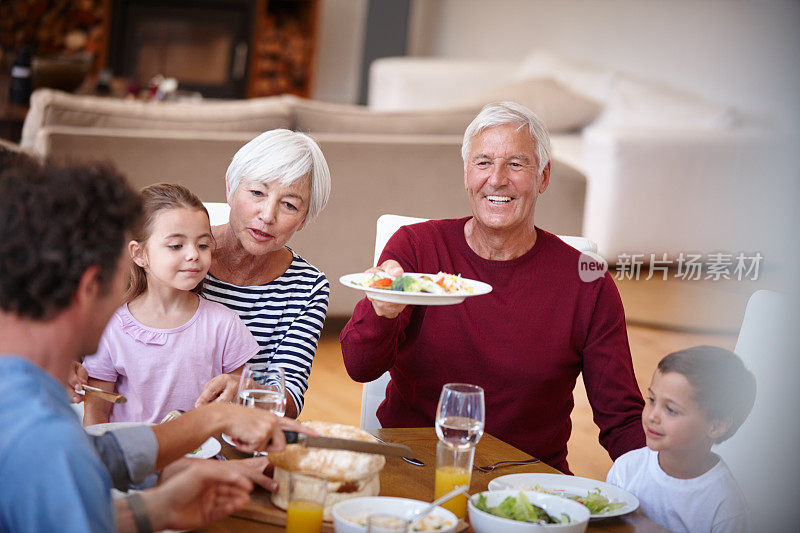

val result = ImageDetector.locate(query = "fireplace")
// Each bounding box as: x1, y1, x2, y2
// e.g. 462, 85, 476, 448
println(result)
109, 0, 256, 99
2, 0, 319, 100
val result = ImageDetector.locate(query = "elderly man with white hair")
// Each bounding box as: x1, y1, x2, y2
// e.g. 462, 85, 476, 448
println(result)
198, 129, 332, 418
341, 102, 645, 473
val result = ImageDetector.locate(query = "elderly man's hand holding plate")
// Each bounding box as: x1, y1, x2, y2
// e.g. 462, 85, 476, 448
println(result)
363, 259, 408, 318
340, 259, 492, 316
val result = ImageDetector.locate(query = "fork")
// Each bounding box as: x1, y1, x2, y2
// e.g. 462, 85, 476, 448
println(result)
474, 457, 540, 472
80, 385, 127, 404
160, 409, 185, 423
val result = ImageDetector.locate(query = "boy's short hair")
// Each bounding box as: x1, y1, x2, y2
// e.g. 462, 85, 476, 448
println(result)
658, 345, 756, 443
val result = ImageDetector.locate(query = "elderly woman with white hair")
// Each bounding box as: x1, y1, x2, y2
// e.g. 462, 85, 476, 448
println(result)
341, 102, 645, 473
199, 129, 331, 418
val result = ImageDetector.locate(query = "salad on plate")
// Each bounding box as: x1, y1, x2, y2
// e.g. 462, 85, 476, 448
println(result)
487, 473, 638, 519
532, 486, 625, 515
359, 272, 474, 294
339, 271, 492, 306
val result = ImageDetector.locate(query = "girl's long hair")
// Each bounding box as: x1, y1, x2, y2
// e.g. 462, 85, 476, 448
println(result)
126, 183, 210, 302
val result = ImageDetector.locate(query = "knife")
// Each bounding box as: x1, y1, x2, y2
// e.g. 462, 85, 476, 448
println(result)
81, 385, 127, 404
283, 430, 415, 459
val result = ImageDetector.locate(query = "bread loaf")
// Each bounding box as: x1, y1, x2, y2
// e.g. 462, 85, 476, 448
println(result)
269, 421, 385, 519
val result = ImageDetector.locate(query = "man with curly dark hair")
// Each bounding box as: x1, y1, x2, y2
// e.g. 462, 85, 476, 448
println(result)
0, 158, 142, 320
0, 155, 260, 532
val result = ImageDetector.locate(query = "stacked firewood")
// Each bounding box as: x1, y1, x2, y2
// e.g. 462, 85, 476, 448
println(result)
0, 0, 107, 69
249, 4, 316, 98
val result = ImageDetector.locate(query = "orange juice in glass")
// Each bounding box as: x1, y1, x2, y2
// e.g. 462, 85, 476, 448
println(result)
434, 442, 474, 518
286, 500, 324, 533
434, 465, 471, 517
286, 473, 327, 533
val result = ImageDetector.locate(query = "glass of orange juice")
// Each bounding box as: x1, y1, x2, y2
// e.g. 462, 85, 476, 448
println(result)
286, 473, 327, 533
434, 441, 474, 519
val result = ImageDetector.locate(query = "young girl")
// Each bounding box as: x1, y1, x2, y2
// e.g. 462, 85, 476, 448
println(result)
82, 183, 259, 424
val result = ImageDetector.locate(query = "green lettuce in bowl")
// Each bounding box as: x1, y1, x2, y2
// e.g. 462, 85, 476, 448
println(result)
468, 490, 590, 533
474, 492, 568, 524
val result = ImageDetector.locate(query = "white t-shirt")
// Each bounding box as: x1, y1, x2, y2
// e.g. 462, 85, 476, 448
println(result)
606, 447, 750, 533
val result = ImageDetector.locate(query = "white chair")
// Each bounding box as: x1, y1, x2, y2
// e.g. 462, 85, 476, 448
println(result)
359, 214, 598, 429
203, 202, 230, 226
360, 371, 393, 430
714, 289, 799, 530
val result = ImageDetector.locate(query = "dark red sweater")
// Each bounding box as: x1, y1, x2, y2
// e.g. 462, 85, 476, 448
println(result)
340, 218, 645, 473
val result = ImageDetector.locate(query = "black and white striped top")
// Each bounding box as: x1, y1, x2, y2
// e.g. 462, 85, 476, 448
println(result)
202, 251, 329, 413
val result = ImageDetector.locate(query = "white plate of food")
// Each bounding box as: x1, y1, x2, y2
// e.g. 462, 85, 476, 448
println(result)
185, 436, 221, 459
339, 272, 492, 305
487, 473, 639, 519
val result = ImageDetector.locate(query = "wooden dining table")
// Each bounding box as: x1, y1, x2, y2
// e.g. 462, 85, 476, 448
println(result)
199, 428, 666, 532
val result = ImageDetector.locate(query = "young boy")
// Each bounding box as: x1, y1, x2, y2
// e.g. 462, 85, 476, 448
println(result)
606, 345, 756, 533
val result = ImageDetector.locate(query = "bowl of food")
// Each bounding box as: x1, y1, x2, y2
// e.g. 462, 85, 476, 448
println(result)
468, 490, 590, 533
332, 496, 458, 533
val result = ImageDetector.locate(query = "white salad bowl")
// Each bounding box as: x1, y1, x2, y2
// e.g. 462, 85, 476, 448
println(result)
332, 496, 458, 533
468, 490, 590, 533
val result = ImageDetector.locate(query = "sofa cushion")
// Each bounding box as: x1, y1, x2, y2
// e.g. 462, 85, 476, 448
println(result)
514, 50, 618, 103
21, 89, 292, 148
368, 57, 518, 110
39, 126, 256, 201
290, 96, 480, 135
598, 77, 742, 130
456, 77, 602, 133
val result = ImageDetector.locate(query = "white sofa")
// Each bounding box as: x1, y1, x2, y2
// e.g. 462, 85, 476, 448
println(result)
369, 52, 788, 265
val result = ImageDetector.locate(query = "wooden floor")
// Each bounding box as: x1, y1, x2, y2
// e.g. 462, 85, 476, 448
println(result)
301, 275, 750, 481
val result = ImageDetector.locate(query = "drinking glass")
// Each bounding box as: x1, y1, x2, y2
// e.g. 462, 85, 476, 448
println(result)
434, 441, 474, 519
366, 514, 410, 533
435, 383, 485, 450
285, 473, 327, 533
236, 363, 286, 417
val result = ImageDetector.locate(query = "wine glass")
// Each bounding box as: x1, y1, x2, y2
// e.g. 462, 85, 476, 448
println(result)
435, 383, 485, 450
236, 362, 286, 417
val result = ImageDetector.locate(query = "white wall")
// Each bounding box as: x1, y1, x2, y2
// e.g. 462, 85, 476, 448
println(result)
408, 0, 800, 126
312, 0, 368, 103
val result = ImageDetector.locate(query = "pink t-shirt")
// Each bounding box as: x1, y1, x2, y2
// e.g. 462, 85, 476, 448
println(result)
83, 296, 259, 423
